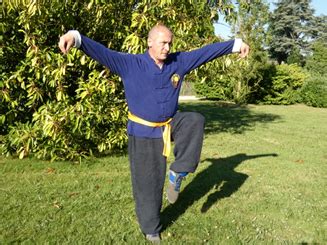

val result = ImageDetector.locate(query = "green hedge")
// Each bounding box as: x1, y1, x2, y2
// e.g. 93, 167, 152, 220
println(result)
300, 75, 327, 108
257, 63, 309, 105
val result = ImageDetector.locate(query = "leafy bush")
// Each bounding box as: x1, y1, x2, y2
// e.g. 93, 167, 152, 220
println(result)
259, 63, 309, 105
305, 40, 327, 76
300, 40, 327, 108
193, 55, 234, 101
300, 75, 327, 108
193, 49, 270, 104
1, 0, 132, 160
1, 122, 39, 160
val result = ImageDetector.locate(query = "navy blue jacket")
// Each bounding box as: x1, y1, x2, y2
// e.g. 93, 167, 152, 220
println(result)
80, 35, 235, 138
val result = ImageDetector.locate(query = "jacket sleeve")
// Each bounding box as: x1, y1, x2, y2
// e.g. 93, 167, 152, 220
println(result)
179, 40, 235, 74
79, 35, 133, 77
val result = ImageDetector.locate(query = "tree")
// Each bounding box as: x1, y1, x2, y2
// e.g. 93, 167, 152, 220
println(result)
310, 14, 327, 43
193, 0, 270, 104
230, 0, 270, 103
1, 0, 135, 160
300, 13, 327, 108
305, 40, 327, 75
268, 0, 315, 64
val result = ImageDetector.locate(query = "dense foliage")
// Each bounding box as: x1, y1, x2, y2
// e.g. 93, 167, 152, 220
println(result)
260, 63, 309, 105
1, 0, 138, 161
301, 40, 327, 108
300, 75, 327, 108
194, 0, 270, 104
305, 40, 327, 75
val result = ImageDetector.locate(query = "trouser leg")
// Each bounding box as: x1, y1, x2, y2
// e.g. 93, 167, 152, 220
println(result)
128, 136, 166, 234
170, 111, 205, 173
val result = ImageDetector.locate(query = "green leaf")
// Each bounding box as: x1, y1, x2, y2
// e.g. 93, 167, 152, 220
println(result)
19, 149, 25, 159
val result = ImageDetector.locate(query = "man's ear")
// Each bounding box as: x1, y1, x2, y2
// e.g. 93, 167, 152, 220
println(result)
147, 38, 152, 48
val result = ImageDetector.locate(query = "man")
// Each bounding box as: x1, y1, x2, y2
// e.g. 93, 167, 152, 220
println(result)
59, 24, 249, 243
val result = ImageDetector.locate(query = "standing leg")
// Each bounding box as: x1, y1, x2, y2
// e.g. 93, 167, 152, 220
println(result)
128, 136, 166, 235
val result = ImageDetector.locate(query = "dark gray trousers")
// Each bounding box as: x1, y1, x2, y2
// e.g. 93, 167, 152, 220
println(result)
128, 112, 205, 234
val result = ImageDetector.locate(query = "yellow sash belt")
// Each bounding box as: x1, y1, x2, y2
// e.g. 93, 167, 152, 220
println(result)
128, 112, 172, 157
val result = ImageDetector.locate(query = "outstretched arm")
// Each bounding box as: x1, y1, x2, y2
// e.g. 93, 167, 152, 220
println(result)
179, 39, 250, 73
58, 31, 132, 76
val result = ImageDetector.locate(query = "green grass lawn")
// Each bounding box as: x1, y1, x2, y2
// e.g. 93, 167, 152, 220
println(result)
1, 102, 326, 244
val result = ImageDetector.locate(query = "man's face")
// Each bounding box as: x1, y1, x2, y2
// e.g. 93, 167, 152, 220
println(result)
148, 28, 173, 65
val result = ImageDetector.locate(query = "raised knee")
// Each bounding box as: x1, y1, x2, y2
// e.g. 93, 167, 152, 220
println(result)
189, 112, 205, 126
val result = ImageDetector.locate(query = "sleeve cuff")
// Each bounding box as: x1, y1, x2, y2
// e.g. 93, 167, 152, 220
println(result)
232, 38, 243, 53
68, 30, 82, 48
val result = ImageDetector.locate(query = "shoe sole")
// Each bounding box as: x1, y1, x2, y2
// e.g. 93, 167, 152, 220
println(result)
167, 182, 179, 204
146, 234, 161, 243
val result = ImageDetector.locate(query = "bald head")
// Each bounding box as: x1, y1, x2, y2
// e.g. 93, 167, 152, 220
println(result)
147, 24, 173, 67
148, 24, 173, 43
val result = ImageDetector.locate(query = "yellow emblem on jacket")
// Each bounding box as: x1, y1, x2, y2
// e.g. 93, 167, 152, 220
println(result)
171, 74, 180, 88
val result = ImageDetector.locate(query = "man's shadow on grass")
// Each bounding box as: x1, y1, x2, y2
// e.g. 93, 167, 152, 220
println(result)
161, 153, 278, 231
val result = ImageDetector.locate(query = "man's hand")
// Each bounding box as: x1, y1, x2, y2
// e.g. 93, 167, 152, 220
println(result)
58, 32, 75, 54
239, 42, 250, 58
